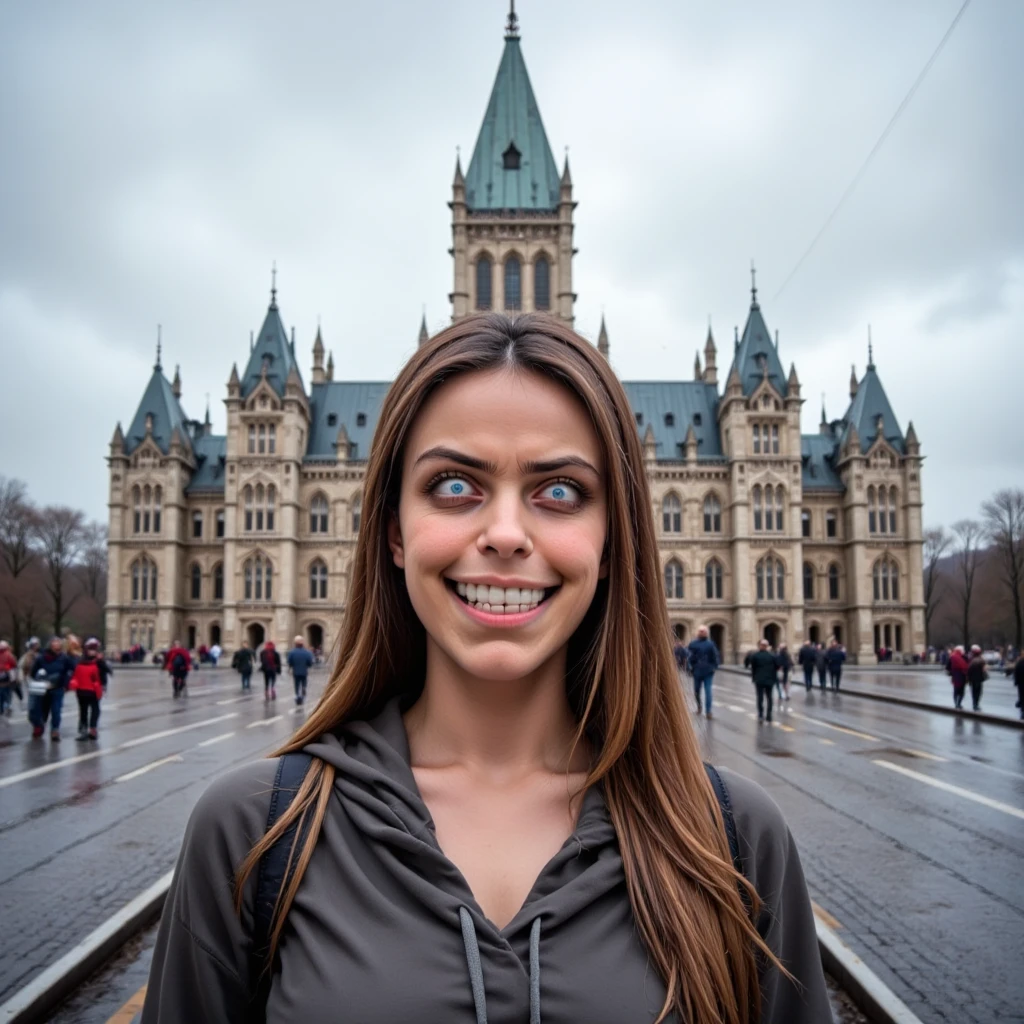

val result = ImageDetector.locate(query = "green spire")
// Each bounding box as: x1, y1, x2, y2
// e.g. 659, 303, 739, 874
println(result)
463, 5, 561, 212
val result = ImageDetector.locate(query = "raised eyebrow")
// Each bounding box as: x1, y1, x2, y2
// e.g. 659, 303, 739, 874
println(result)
413, 445, 497, 474
520, 455, 602, 477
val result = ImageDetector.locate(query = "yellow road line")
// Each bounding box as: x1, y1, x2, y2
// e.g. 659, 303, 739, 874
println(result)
106, 983, 147, 1023
901, 748, 947, 762
811, 901, 843, 931
873, 760, 1024, 820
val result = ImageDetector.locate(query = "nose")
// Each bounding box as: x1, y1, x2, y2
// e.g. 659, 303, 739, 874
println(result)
476, 489, 533, 559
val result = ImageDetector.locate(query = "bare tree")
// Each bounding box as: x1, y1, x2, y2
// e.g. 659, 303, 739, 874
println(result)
981, 488, 1024, 650
33, 506, 85, 635
923, 526, 951, 647
0, 476, 38, 652
79, 522, 109, 605
952, 519, 983, 649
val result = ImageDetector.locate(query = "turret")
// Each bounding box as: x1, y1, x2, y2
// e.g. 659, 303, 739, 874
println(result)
703, 326, 717, 385
110, 422, 125, 456
787, 363, 800, 398
312, 328, 325, 385
597, 316, 609, 359
227, 363, 240, 400
904, 420, 920, 456
643, 423, 657, 463
684, 425, 699, 464
850, 364, 859, 400
418, 314, 430, 349
335, 423, 350, 462
693, 351, 702, 382
326, 351, 335, 382
172, 365, 182, 400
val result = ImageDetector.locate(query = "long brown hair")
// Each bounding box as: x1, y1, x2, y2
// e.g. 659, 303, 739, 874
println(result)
235, 313, 777, 1023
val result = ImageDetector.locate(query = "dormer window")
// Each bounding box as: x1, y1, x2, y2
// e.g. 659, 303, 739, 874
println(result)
327, 413, 337, 427
635, 412, 643, 426
502, 142, 521, 170
664, 413, 674, 427
693, 413, 702, 426
356, 412, 366, 427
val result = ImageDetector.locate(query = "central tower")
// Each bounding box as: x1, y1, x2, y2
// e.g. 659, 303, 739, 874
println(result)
450, 4, 576, 323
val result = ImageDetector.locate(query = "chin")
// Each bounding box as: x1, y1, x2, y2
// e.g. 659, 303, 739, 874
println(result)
443, 640, 559, 684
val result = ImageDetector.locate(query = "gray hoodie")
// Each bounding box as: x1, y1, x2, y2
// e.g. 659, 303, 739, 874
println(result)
143, 698, 833, 1022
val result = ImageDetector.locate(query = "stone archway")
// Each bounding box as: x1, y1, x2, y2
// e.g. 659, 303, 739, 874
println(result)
763, 622, 781, 649
709, 623, 726, 658
209, 623, 221, 646
671, 622, 688, 643
247, 622, 265, 650
307, 623, 324, 652
808, 622, 821, 645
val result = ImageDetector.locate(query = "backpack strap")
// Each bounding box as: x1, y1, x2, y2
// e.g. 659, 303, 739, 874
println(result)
703, 762, 741, 871
252, 752, 314, 978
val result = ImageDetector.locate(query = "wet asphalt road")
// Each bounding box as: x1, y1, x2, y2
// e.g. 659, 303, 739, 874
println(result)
1, 664, 1022, 1023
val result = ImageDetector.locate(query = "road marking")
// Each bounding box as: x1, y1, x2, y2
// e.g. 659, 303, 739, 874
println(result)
216, 695, 252, 705
901, 748, 947, 762
728, 704, 746, 712
107, 983, 148, 1023
0, 750, 107, 789
873, 760, 1024, 820
819, 738, 836, 746
775, 722, 796, 733
115, 754, 183, 783
247, 715, 283, 728
120, 712, 239, 748
197, 731, 236, 747
790, 712, 878, 742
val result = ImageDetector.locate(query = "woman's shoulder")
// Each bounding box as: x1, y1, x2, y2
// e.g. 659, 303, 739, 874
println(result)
185, 758, 283, 853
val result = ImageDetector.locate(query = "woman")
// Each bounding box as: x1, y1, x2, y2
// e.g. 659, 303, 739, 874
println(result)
260, 641, 281, 701
0, 641, 17, 716
966, 645, 987, 712
774, 642, 792, 703
143, 314, 831, 1023
70, 637, 108, 739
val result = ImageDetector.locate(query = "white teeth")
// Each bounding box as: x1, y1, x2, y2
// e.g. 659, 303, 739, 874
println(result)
505, 587, 521, 605
457, 582, 468, 597
487, 585, 502, 605
466, 583, 477, 602
451, 581, 552, 611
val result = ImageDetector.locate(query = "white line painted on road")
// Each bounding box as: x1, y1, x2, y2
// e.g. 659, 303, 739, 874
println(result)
873, 760, 1024, 820
0, 750, 107, 788
215, 695, 252, 706
196, 731, 236, 747
728, 705, 746, 712
901, 748, 947, 762
819, 738, 836, 746
119, 713, 239, 749
246, 715, 283, 728
115, 755, 183, 783
789, 711, 878, 742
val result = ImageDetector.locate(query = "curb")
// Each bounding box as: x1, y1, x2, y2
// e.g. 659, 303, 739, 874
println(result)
815, 916, 924, 1024
0, 871, 173, 1024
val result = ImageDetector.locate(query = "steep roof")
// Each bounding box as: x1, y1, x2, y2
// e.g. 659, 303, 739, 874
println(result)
621, 381, 724, 459
185, 433, 227, 493
463, 17, 561, 212
801, 434, 844, 491
728, 288, 788, 398
305, 381, 392, 461
125, 361, 191, 455
839, 359, 905, 454
240, 292, 302, 398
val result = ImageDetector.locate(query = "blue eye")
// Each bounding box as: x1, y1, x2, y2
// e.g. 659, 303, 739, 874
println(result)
540, 481, 580, 504
435, 477, 472, 498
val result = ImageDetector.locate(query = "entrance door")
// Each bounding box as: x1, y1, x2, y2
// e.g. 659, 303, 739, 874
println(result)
832, 624, 843, 646
248, 622, 265, 650
709, 624, 725, 657
210, 624, 221, 646
763, 622, 781, 649
809, 623, 821, 645
307, 623, 324, 652
187, 625, 196, 650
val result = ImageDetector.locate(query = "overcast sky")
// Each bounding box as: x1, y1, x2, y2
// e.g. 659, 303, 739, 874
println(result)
2, 0, 1020, 529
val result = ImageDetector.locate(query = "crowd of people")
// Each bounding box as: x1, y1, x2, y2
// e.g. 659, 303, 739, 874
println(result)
673, 630, 849, 724
0, 634, 112, 741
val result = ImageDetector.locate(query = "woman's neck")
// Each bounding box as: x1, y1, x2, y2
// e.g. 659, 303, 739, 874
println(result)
404, 643, 588, 780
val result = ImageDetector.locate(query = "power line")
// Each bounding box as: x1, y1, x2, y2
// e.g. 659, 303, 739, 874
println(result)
773, 0, 972, 302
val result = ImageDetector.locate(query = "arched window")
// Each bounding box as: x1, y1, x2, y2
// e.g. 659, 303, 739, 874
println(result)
664, 559, 684, 600
662, 493, 682, 533
752, 485, 763, 531
153, 487, 162, 533
244, 486, 254, 532
310, 494, 329, 534
873, 557, 900, 602
266, 485, 276, 531
534, 256, 550, 310
476, 256, 492, 310
868, 486, 878, 534
756, 556, 784, 601
130, 556, 158, 604
132, 486, 141, 534
309, 560, 328, 600
705, 559, 723, 600
244, 554, 272, 601
213, 563, 224, 601
775, 486, 785, 531
351, 495, 361, 535
803, 563, 815, 601
828, 563, 841, 601
888, 487, 898, 534
190, 563, 201, 601
504, 257, 522, 311
703, 494, 722, 533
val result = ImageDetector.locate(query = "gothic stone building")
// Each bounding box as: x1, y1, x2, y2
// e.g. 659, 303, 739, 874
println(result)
105, 11, 925, 663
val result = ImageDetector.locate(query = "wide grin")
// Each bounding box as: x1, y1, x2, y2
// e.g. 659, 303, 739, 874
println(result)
445, 579, 559, 615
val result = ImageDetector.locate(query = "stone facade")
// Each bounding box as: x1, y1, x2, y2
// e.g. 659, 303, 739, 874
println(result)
105, 13, 925, 663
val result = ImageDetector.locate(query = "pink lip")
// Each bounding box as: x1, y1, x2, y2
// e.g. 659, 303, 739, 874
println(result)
447, 576, 559, 590
448, 586, 552, 628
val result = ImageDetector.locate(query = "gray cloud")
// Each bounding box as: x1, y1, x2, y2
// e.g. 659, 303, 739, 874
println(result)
1, 0, 1020, 529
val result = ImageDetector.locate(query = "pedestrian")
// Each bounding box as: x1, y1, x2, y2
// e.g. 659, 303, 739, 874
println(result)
287, 636, 315, 706
774, 642, 793, 703
672, 639, 688, 677
143, 314, 831, 1023
209, 641, 222, 667
947, 645, 969, 709
1014, 654, 1024, 721
17, 637, 40, 707
28, 636, 74, 740
814, 643, 828, 690
231, 642, 254, 691
826, 641, 846, 691
0, 641, 17, 717
260, 641, 281, 701
966, 645, 987, 712
70, 638, 106, 739
686, 624, 720, 717
165, 639, 192, 698
744, 639, 779, 723
797, 640, 815, 690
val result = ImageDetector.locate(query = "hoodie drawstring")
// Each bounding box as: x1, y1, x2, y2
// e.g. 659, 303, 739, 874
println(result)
459, 906, 542, 1024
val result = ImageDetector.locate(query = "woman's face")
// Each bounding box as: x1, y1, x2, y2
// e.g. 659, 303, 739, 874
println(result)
390, 367, 608, 684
